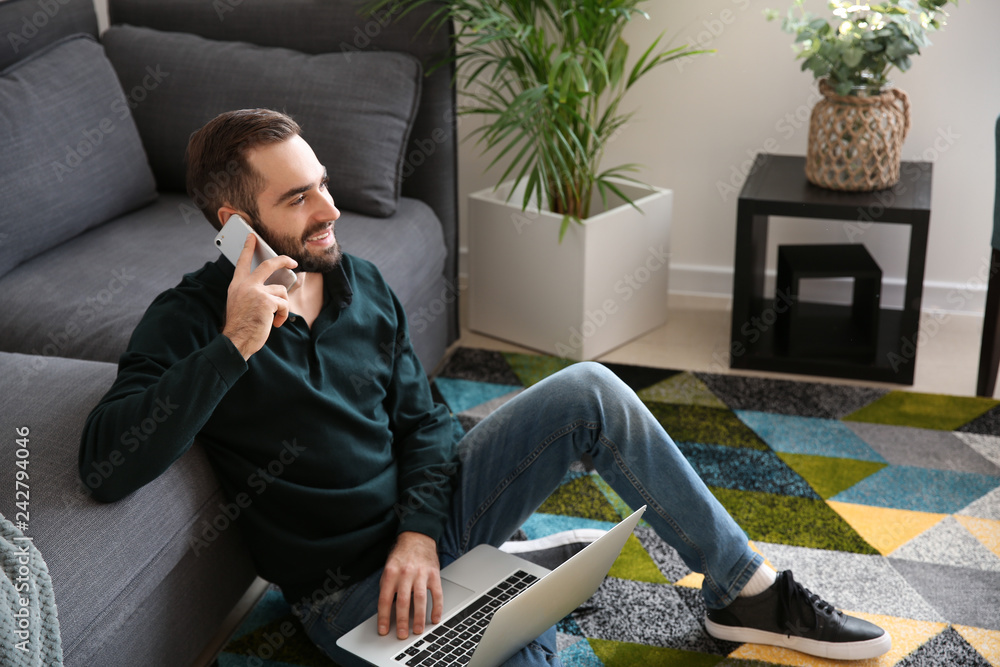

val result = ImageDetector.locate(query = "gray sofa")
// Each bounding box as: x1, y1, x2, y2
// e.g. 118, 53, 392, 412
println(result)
0, 0, 458, 664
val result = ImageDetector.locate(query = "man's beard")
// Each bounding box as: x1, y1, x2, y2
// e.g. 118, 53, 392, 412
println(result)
254, 219, 342, 274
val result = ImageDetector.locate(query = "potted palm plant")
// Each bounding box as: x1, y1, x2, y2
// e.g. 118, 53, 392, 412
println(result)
367, 0, 707, 359
767, 0, 958, 191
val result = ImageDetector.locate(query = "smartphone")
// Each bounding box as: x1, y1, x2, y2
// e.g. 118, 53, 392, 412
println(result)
214, 214, 298, 292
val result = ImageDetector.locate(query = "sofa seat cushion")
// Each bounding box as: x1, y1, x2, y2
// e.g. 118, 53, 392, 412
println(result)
0, 194, 220, 365
0, 33, 157, 278
0, 352, 252, 665
0, 194, 446, 366
101, 24, 422, 219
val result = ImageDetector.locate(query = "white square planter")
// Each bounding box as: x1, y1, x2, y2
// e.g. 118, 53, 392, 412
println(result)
468, 179, 672, 360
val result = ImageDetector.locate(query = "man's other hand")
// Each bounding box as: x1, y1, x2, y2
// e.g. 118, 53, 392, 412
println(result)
222, 234, 298, 360
378, 531, 443, 639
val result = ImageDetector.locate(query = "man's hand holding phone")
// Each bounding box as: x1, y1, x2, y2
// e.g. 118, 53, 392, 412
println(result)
222, 234, 298, 361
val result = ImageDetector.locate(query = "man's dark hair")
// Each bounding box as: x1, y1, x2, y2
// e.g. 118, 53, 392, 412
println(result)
185, 109, 302, 231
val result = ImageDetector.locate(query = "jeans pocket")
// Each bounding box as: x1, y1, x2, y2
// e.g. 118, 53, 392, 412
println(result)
291, 584, 351, 638
320, 589, 355, 634
323, 579, 383, 636
287, 590, 353, 662
290, 599, 319, 635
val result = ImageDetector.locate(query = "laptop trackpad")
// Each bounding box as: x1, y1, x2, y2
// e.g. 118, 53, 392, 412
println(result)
440, 577, 476, 616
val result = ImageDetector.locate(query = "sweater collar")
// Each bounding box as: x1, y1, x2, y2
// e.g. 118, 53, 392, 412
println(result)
324, 258, 353, 311
210, 253, 353, 311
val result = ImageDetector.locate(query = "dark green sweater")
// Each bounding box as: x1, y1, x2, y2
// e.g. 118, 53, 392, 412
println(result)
79, 254, 459, 603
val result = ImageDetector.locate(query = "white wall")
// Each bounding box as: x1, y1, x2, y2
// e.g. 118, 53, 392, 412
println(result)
94, 0, 108, 32
455, 0, 1000, 314
93, 0, 997, 313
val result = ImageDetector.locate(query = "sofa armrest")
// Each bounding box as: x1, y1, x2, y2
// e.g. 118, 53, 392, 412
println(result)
0, 352, 255, 665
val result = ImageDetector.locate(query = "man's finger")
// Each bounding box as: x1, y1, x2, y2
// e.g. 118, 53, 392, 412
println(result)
271, 292, 291, 328
428, 574, 444, 626
377, 574, 397, 637
396, 583, 413, 639
251, 254, 298, 283
411, 583, 428, 635
232, 234, 256, 282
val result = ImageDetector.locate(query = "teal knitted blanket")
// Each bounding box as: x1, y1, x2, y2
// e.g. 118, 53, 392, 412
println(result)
1, 514, 63, 667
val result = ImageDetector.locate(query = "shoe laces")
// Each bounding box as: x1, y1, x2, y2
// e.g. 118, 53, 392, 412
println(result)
778, 571, 840, 636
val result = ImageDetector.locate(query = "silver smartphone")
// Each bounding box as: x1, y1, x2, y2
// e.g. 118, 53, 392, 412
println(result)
214, 214, 298, 292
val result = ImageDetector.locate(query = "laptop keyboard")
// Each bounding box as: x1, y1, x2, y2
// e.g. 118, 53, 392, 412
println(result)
393, 569, 540, 666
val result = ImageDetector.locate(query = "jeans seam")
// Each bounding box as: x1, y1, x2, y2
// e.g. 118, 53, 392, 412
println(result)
719, 551, 765, 609
595, 431, 728, 604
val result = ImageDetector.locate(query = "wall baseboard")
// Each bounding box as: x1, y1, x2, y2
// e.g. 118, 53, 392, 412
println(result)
456, 255, 990, 316
668, 263, 988, 316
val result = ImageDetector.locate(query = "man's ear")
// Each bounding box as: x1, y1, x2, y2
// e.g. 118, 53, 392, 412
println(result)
217, 206, 241, 229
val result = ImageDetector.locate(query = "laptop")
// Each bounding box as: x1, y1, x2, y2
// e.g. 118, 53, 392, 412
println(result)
337, 506, 646, 667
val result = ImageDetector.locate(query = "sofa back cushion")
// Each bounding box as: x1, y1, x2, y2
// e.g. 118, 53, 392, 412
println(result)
101, 25, 422, 219
0, 0, 99, 70
0, 34, 158, 278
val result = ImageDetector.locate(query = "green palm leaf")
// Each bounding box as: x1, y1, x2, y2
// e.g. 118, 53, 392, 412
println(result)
364, 0, 709, 236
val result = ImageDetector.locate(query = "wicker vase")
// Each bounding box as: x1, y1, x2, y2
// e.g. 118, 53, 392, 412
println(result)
805, 78, 911, 191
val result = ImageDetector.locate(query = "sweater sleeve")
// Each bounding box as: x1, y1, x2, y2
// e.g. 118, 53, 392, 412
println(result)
383, 294, 458, 541
79, 293, 247, 503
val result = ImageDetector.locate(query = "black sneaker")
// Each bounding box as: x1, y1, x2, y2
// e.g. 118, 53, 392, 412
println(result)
705, 570, 891, 660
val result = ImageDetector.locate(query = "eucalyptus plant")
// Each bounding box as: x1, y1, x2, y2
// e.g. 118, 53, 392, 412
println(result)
367, 0, 707, 238
766, 0, 959, 96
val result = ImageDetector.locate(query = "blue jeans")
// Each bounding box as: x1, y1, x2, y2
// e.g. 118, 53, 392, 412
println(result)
293, 362, 762, 666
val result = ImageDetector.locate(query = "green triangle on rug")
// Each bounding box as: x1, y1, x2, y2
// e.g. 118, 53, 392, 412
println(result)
646, 403, 769, 451
502, 352, 576, 387
637, 372, 728, 409
709, 487, 879, 555
776, 452, 888, 499
537, 474, 623, 523
844, 391, 999, 431
607, 533, 670, 584
588, 637, 723, 666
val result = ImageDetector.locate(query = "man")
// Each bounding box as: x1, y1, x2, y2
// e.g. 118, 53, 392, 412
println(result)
80, 109, 890, 666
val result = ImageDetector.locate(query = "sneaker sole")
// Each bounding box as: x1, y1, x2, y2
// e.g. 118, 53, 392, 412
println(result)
705, 618, 892, 661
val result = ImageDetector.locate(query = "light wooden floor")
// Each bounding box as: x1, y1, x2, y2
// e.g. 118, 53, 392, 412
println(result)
457, 292, 994, 399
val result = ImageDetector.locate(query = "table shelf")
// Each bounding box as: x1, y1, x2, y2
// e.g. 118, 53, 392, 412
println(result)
733, 300, 914, 383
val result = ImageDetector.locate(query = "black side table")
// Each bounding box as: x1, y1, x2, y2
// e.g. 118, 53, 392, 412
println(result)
730, 153, 932, 384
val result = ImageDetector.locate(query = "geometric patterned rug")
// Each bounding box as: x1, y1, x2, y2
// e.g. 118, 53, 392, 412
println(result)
215, 347, 1000, 667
